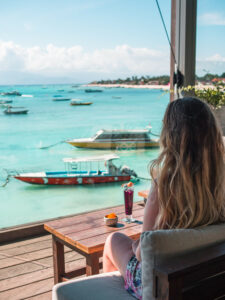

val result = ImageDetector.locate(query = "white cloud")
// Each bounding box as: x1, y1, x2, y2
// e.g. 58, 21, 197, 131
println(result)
196, 54, 225, 76
199, 13, 225, 26
205, 54, 225, 62
0, 41, 169, 83
0, 40, 224, 84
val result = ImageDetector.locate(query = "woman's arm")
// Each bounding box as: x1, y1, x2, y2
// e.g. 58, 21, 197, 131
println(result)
142, 180, 159, 232
135, 180, 159, 261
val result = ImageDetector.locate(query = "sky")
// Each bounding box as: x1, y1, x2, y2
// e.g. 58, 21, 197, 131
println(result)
0, 0, 224, 84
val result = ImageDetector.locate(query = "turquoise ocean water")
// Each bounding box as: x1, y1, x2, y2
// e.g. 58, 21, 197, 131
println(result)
0, 84, 169, 229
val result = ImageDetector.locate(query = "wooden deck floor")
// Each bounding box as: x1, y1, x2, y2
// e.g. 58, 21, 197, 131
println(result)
0, 234, 86, 300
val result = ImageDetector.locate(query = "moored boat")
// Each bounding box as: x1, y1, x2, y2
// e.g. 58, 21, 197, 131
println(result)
52, 98, 70, 101
13, 154, 137, 185
4, 106, 28, 115
1, 91, 21, 96
0, 100, 13, 104
85, 89, 103, 93
70, 99, 93, 106
66, 128, 159, 149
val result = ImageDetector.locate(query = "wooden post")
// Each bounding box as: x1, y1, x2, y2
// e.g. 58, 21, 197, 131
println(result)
170, 0, 176, 102
52, 236, 65, 284
154, 270, 183, 300
168, 278, 183, 300
86, 252, 100, 276
175, 0, 197, 93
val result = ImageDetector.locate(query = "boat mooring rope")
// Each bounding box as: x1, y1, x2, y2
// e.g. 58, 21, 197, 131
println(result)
150, 132, 160, 137
155, 0, 177, 65
135, 176, 151, 181
0, 175, 11, 187
39, 140, 66, 149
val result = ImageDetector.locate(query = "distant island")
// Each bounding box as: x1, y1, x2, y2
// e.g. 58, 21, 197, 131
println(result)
88, 72, 225, 90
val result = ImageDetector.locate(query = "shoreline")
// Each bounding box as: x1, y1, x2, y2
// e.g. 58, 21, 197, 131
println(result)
85, 83, 170, 90
85, 83, 217, 91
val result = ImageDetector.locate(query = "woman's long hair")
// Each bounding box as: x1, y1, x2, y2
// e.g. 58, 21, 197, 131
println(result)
150, 97, 225, 229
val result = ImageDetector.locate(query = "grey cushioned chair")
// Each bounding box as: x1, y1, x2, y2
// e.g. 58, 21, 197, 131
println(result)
52, 223, 225, 300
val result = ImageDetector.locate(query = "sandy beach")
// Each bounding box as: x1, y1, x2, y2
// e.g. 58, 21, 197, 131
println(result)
85, 83, 218, 91
86, 83, 170, 91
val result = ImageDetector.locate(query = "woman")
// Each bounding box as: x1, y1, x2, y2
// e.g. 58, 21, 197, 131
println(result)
103, 97, 225, 300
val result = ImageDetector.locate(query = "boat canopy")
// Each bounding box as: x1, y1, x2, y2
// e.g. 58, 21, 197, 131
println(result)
95, 128, 151, 135
63, 154, 119, 163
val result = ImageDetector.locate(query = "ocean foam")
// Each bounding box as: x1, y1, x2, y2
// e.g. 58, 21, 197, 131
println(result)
22, 94, 33, 97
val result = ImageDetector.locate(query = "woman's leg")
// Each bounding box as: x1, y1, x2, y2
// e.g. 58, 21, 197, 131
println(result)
103, 232, 134, 279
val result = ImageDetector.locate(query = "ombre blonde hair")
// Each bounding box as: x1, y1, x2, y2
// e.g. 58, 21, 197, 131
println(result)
150, 97, 225, 229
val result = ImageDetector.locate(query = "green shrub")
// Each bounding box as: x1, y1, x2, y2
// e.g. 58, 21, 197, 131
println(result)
182, 82, 225, 109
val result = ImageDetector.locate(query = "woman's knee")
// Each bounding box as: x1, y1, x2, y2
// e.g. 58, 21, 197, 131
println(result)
104, 232, 127, 251
105, 232, 133, 257
106, 232, 129, 248
105, 232, 121, 250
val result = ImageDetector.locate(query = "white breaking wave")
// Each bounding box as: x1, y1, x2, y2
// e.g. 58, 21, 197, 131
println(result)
21, 94, 33, 97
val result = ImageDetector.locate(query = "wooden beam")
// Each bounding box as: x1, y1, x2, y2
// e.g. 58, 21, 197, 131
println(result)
0, 224, 46, 244
170, 0, 176, 102
52, 236, 65, 284
154, 242, 225, 299
175, 0, 197, 90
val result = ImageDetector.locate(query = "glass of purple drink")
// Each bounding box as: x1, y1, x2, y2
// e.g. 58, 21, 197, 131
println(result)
123, 182, 134, 223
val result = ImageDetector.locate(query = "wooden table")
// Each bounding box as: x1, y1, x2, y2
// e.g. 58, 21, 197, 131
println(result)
44, 202, 144, 284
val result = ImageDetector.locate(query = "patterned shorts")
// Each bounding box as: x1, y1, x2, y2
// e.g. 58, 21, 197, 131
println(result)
124, 256, 142, 300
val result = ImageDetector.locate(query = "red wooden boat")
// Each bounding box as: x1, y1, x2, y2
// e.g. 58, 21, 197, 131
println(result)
14, 154, 137, 185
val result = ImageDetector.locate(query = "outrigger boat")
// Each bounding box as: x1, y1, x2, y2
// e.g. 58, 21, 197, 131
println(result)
13, 154, 137, 185
66, 128, 159, 149
70, 99, 93, 106
1, 91, 21, 96
0, 100, 13, 104
85, 89, 103, 93
4, 106, 28, 115
52, 98, 70, 101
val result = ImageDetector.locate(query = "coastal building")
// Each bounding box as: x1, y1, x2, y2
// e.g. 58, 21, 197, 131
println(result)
148, 80, 159, 85
212, 77, 225, 84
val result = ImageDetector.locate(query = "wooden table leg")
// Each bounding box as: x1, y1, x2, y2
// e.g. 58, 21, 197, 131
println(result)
52, 236, 65, 284
86, 253, 100, 276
